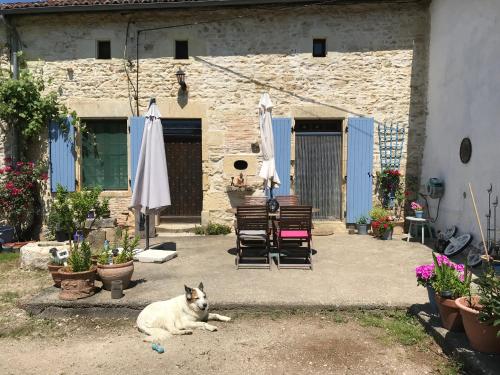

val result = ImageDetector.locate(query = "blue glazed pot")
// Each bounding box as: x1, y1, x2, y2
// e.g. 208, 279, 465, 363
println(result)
426, 286, 439, 316
415, 210, 423, 219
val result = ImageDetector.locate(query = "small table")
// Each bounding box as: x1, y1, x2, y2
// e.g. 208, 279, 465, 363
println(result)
406, 216, 434, 244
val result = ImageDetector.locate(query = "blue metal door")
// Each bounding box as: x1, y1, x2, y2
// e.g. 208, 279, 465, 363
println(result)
346, 117, 374, 223
269, 117, 291, 196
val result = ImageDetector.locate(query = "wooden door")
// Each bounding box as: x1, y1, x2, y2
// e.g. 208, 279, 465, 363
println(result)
161, 120, 202, 219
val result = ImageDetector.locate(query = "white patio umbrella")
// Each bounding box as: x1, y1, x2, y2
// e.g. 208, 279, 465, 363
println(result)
130, 98, 171, 249
258, 93, 280, 197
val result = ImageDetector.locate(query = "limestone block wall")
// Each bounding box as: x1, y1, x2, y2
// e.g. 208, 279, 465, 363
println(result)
0, 1, 429, 226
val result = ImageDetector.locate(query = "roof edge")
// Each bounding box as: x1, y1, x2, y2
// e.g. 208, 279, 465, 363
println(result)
0, 0, 424, 16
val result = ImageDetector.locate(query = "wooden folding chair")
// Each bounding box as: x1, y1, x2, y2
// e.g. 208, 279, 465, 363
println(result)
235, 206, 271, 269
276, 195, 299, 206
243, 196, 268, 205
275, 206, 313, 270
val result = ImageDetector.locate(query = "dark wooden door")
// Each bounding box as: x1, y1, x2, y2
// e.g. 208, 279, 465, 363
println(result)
161, 120, 202, 218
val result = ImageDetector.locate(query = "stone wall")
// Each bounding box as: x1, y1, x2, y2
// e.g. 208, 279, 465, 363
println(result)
0, 1, 429, 226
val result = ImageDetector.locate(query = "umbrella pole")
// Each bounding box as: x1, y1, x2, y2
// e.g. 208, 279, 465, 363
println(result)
145, 213, 150, 249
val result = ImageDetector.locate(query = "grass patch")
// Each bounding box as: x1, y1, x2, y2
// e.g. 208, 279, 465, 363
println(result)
0, 318, 56, 339
357, 310, 429, 346
0, 252, 20, 264
0, 291, 19, 304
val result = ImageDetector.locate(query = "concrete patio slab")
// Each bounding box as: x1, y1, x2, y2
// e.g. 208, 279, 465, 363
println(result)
22, 234, 434, 317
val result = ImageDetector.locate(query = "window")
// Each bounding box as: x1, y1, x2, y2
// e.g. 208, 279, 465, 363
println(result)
82, 120, 128, 190
97, 41, 111, 59
175, 40, 189, 60
312, 39, 326, 57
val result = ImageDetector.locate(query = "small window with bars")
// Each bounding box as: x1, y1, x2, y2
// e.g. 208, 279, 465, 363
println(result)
312, 39, 327, 57
96, 40, 111, 60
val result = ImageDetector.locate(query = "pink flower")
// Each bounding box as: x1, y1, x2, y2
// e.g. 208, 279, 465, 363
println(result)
0, 168, 3, 174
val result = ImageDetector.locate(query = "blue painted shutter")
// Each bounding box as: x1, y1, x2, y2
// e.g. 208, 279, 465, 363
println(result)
130, 116, 145, 191
49, 118, 76, 192
346, 117, 374, 223
271, 117, 291, 196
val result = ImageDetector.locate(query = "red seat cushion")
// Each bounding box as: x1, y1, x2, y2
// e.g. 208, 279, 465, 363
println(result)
279, 230, 309, 238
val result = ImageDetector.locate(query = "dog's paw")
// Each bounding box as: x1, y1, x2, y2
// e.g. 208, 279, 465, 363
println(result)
204, 324, 218, 332
182, 329, 193, 335
220, 316, 231, 322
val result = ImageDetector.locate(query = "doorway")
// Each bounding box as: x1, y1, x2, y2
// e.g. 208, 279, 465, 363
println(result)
160, 119, 202, 221
295, 120, 343, 220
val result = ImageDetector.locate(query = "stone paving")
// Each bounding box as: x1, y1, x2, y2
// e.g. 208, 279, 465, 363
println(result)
24, 234, 433, 316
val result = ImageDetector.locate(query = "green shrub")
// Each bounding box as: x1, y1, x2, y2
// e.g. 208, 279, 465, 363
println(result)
368, 206, 390, 221
194, 222, 232, 235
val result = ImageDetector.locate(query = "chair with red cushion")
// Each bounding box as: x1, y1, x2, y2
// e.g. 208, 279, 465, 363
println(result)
276, 205, 313, 270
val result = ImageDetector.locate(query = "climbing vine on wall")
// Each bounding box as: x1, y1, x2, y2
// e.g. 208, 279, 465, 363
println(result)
0, 67, 80, 153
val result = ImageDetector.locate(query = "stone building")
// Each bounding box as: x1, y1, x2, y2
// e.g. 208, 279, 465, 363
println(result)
0, 0, 429, 231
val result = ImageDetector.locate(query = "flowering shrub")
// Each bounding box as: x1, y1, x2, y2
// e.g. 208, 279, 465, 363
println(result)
0, 158, 47, 239
371, 216, 394, 237
430, 253, 470, 298
411, 201, 423, 211
415, 254, 461, 288
377, 169, 402, 207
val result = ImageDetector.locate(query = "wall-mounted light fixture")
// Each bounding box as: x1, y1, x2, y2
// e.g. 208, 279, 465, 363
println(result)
176, 68, 187, 91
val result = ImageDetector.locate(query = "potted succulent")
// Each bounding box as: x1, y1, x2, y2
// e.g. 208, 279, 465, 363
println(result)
356, 216, 369, 235
415, 262, 439, 315
97, 228, 140, 291
431, 253, 471, 332
58, 238, 97, 300
455, 262, 500, 353
411, 201, 424, 218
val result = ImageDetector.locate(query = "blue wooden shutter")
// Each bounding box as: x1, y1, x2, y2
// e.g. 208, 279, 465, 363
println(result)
49, 118, 75, 192
130, 116, 145, 191
271, 117, 292, 196
346, 117, 374, 223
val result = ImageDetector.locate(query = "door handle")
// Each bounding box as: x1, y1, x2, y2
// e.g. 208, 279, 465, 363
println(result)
368, 172, 373, 178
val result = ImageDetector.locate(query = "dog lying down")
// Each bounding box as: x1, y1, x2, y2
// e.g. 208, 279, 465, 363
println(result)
137, 282, 231, 342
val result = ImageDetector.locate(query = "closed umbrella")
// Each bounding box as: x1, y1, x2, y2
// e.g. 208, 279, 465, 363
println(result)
258, 93, 280, 197
130, 98, 171, 249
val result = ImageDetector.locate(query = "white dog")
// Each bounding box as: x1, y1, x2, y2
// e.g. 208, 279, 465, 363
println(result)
136, 282, 231, 342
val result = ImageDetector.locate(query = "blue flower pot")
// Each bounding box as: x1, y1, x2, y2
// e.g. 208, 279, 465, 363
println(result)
415, 211, 423, 219
426, 286, 439, 316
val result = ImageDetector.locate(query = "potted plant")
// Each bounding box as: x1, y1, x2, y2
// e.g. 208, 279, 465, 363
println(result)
97, 228, 139, 291
411, 201, 424, 218
377, 169, 401, 208
368, 206, 390, 237
58, 238, 97, 300
370, 215, 394, 240
431, 253, 471, 331
356, 216, 369, 235
455, 262, 500, 353
415, 262, 439, 315
47, 185, 109, 244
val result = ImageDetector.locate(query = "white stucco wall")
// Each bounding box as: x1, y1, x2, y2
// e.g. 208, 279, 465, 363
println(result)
421, 0, 500, 243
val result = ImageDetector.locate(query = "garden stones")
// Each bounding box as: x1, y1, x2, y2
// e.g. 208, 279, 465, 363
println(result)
20, 241, 68, 270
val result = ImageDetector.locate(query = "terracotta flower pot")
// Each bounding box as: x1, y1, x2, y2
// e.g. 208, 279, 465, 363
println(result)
58, 266, 97, 301
97, 260, 134, 291
47, 264, 64, 288
455, 296, 500, 354
434, 294, 463, 331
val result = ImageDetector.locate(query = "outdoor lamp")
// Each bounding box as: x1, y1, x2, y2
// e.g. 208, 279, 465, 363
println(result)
176, 69, 187, 91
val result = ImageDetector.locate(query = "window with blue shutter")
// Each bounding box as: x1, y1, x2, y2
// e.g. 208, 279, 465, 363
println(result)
130, 116, 145, 191
49, 118, 76, 192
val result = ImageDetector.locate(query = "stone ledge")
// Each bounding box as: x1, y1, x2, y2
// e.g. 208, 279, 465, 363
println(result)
410, 304, 500, 375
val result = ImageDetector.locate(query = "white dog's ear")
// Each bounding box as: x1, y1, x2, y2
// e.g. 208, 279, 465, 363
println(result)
184, 285, 192, 299
198, 282, 204, 291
